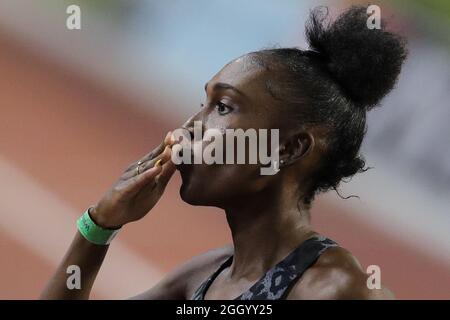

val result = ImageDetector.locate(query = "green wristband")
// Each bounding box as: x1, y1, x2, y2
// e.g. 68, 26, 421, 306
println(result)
77, 208, 120, 245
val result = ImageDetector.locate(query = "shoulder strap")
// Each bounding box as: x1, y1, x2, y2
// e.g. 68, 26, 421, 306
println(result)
191, 255, 233, 300
237, 235, 338, 300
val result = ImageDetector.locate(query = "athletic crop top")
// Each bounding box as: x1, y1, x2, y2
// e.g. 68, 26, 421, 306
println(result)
192, 235, 338, 300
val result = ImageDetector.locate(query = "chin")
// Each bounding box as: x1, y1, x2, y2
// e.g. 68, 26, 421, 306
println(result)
178, 166, 210, 205
177, 165, 237, 208
179, 181, 223, 207
179, 183, 202, 205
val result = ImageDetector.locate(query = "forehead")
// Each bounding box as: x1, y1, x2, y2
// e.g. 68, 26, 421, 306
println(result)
209, 55, 269, 93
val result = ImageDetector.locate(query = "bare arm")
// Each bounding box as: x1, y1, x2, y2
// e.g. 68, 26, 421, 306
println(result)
129, 245, 233, 300
40, 133, 176, 299
40, 232, 109, 299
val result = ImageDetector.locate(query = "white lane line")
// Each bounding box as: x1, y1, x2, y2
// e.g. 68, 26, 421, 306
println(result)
0, 155, 163, 299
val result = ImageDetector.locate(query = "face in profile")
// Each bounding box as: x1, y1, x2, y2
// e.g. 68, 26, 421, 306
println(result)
175, 55, 286, 209
173, 5, 408, 213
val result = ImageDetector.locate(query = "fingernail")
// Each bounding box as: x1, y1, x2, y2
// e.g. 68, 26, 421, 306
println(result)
163, 132, 169, 143
163, 145, 172, 153
171, 131, 178, 143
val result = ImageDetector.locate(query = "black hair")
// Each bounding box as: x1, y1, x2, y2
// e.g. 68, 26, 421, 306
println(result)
252, 6, 407, 204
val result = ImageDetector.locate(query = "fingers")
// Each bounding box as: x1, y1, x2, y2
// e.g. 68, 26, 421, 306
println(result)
124, 131, 174, 173
144, 131, 176, 162
133, 158, 175, 198
142, 133, 169, 162
155, 158, 176, 188
122, 165, 163, 196
121, 144, 173, 180
140, 146, 172, 172
164, 131, 177, 147
122, 154, 175, 198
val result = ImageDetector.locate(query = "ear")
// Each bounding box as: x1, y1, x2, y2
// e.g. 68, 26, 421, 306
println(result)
278, 132, 314, 168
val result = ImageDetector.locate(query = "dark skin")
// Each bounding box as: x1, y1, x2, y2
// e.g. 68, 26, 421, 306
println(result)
40, 55, 393, 300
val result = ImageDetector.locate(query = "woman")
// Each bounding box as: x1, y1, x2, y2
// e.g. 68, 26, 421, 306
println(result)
41, 6, 407, 300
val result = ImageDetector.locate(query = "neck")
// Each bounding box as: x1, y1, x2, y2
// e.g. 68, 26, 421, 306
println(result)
224, 185, 314, 280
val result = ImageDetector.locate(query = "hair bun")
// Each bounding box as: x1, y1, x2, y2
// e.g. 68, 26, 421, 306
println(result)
305, 6, 408, 110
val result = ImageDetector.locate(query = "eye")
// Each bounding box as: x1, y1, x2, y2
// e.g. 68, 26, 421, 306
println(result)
216, 101, 233, 115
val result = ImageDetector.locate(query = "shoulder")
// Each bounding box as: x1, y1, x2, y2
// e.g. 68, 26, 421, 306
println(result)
130, 245, 233, 299
287, 246, 394, 300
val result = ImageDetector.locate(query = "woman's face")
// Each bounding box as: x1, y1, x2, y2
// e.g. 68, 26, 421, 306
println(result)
176, 55, 286, 208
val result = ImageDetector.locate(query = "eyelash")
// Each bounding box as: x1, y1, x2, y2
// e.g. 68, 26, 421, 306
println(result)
200, 101, 233, 115
216, 101, 232, 115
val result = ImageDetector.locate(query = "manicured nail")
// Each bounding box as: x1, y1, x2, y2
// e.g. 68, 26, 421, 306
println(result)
167, 132, 178, 146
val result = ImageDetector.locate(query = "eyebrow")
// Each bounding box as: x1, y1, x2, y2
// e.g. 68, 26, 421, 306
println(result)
204, 82, 246, 98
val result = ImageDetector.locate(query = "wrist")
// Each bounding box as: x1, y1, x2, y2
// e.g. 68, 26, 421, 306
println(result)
77, 207, 121, 245
89, 206, 122, 230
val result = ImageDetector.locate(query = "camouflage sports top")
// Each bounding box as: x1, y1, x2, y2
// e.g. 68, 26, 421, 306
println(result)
192, 235, 338, 300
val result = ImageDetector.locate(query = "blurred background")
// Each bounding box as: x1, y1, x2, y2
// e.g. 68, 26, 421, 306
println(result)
0, 0, 449, 299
